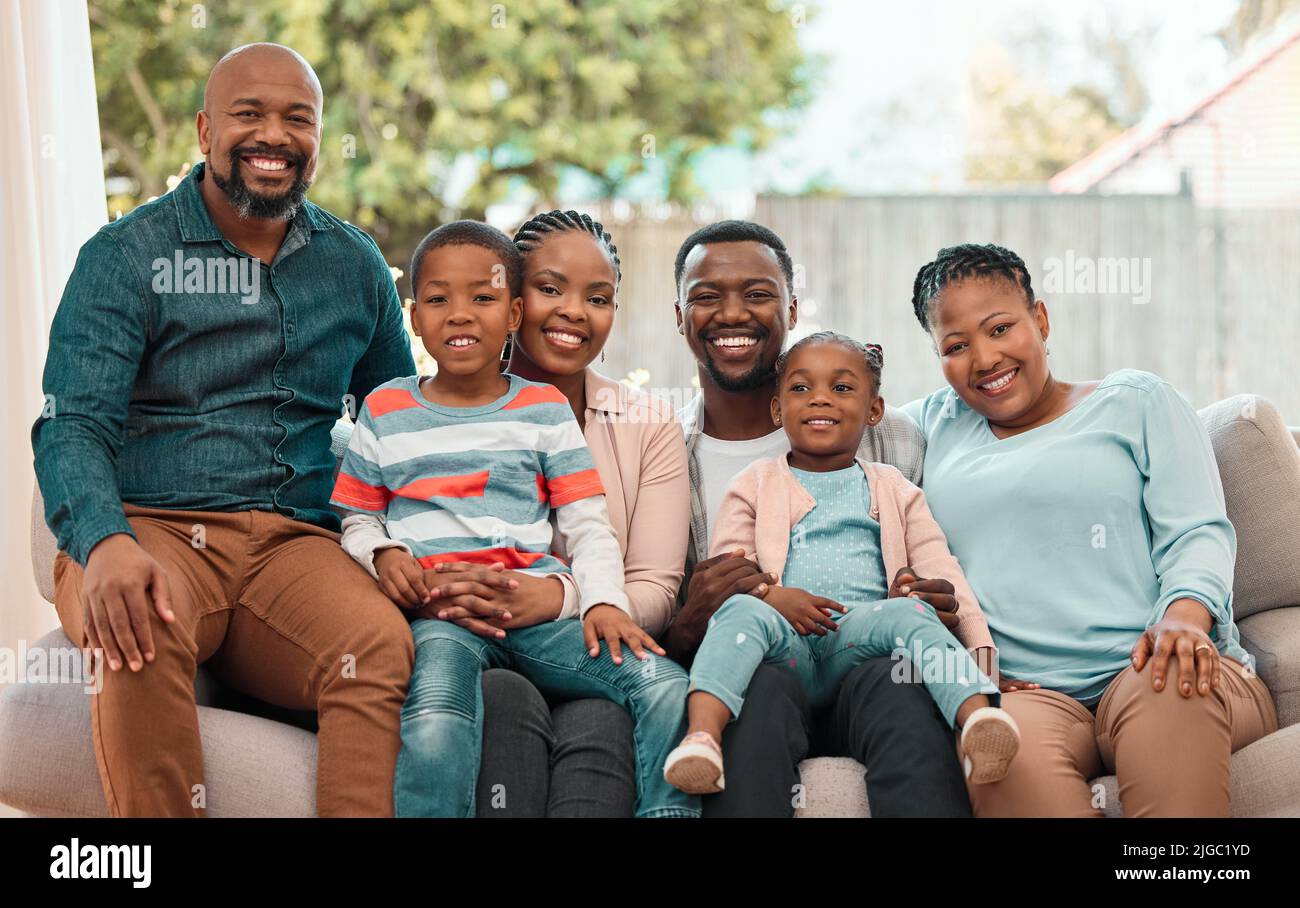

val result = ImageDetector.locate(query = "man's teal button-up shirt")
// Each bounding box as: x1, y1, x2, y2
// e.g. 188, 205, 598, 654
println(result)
33, 162, 416, 564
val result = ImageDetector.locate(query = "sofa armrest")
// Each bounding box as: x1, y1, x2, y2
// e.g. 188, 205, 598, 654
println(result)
1237, 606, 1300, 730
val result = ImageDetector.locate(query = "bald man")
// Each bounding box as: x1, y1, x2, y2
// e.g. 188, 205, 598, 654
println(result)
33, 44, 419, 816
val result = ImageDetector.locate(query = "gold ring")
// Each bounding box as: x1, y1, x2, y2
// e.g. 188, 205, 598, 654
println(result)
1194, 644, 1214, 654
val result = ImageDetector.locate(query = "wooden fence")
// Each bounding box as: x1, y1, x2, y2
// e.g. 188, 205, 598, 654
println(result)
543, 194, 1300, 421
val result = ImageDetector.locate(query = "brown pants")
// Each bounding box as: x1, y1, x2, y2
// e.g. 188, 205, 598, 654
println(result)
54, 504, 414, 817
961, 658, 1277, 817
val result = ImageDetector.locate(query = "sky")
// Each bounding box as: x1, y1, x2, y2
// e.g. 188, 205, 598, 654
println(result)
697, 0, 1241, 198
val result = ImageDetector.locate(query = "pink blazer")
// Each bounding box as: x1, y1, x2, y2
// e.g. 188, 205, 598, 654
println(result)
710, 455, 994, 651
552, 369, 690, 636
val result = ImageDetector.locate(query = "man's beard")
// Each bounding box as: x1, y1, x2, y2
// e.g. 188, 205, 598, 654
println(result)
210, 145, 311, 221
700, 332, 777, 392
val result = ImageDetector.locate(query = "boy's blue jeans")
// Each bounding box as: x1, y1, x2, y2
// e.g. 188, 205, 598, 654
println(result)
396, 616, 699, 818
690, 594, 998, 727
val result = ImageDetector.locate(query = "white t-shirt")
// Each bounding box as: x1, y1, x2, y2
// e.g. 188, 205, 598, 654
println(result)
696, 428, 790, 542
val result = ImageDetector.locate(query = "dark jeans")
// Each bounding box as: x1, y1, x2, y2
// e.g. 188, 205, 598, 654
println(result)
476, 669, 636, 817
703, 656, 973, 818
476, 656, 972, 818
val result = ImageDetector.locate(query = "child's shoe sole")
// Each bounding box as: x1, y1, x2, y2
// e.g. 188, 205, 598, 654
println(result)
960, 706, 1021, 785
664, 740, 725, 795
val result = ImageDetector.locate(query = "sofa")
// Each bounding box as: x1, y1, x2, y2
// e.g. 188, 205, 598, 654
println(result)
3, 396, 1299, 817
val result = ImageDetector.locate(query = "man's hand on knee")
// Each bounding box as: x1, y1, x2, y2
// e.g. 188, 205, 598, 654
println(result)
82, 533, 176, 673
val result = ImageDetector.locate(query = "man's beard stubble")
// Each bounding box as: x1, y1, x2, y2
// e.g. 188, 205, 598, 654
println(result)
210, 146, 311, 221
701, 333, 778, 393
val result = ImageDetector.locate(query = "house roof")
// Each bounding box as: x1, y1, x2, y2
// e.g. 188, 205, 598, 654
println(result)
1049, 16, 1300, 193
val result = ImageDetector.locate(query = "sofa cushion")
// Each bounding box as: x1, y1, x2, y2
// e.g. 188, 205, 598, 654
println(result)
794, 757, 869, 817
1199, 395, 1300, 619
1237, 606, 1300, 729
0, 630, 317, 817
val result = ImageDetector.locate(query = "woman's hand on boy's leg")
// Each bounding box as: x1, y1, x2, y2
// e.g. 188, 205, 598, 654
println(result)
763, 586, 845, 636
887, 566, 959, 630
582, 604, 665, 665
420, 563, 562, 631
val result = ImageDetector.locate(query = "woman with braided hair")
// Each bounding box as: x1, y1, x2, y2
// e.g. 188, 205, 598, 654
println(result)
428, 210, 691, 816
902, 243, 1276, 816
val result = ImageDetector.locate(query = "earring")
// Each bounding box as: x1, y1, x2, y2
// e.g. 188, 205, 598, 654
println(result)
773, 413, 782, 426
601, 349, 606, 363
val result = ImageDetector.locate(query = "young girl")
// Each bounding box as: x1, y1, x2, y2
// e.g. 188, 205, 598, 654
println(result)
663, 331, 1020, 795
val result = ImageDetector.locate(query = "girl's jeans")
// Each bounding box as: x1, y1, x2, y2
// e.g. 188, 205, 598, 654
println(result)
395, 616, 699, 818
690, 594, 998, 727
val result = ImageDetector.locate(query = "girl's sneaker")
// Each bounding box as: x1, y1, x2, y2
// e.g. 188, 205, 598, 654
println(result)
664, 731, 725, 794
960, 707, 1021, 784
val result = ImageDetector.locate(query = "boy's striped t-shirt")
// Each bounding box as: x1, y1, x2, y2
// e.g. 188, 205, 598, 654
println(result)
330, 373, 605, 574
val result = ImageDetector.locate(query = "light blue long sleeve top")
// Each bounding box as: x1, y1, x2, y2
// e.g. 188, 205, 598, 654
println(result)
903, 369, 1248, 703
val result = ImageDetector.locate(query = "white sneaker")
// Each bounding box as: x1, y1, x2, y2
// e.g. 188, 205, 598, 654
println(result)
960, 707, 1021, 784
663, 731, 726, 794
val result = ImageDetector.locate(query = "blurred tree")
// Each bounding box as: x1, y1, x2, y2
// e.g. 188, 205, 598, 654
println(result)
89, 0, 812, 282
1218, 0, 1300, 55
964, 12, 1152, 185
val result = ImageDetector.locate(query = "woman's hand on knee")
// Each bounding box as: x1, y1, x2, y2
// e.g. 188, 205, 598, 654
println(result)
582, 604, 665, 664
1131, 600, 1220, 697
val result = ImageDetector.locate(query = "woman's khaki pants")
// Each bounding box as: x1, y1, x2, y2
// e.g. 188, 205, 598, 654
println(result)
961, 658, 1277, 817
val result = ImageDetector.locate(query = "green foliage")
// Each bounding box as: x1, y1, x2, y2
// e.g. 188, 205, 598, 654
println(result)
90, 0, 811, 269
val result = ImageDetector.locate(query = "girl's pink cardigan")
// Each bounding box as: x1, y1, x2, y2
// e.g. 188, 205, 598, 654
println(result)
710, 455, 995, 651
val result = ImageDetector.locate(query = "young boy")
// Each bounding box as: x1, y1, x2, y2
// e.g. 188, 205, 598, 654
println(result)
330, 221, 697, 818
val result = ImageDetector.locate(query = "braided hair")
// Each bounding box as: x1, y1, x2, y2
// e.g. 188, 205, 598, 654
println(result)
513, 209, 621, 287
911, 243, 1034, 331
775, 331, 884, 393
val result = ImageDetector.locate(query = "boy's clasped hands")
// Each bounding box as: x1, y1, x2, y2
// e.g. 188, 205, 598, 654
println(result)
372, 548, 663, 664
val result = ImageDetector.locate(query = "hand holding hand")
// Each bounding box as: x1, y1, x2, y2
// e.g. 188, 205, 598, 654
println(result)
888, 566, 958, 631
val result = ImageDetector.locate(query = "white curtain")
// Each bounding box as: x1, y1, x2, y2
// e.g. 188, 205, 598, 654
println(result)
0, 0, 107, 659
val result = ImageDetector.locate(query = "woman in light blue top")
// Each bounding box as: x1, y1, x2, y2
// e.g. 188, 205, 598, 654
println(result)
903, 243, 1277, 817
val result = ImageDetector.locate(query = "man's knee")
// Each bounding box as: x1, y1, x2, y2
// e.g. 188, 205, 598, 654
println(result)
333, 594, 415, 687
838, 655, 935, 719
735, 662, 809, 727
